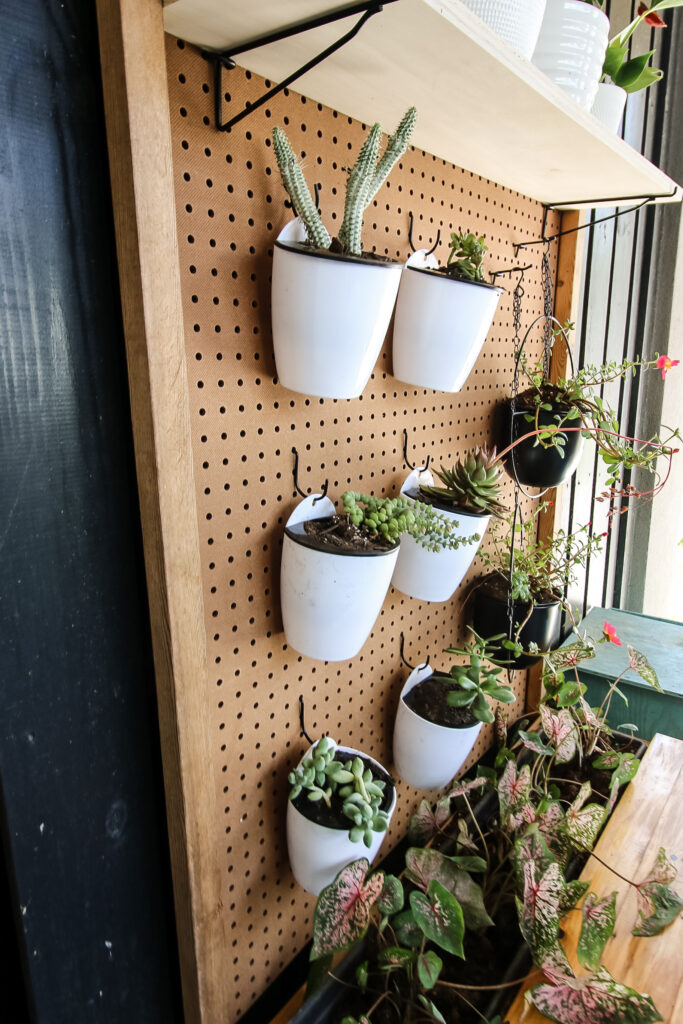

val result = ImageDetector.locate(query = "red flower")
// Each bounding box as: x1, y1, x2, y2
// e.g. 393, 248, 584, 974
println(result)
603, 622, 622, 646
656, 354, 680, 380
637, 3, 667, 27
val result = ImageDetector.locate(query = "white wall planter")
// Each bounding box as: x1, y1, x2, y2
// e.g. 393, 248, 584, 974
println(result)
393, 665, 483, 791
392, 252, 502, 394
591, 82, 627, 132
280, 494, 399, 662
271, 219, 403, 399
287, 742, 397, 895
532, 0, 609, 109
391, 469, 489, 603
460, 0, 547, 60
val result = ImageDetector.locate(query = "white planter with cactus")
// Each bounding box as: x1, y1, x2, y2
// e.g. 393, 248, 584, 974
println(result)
270, 110, 416, 400
280, 494, 399, 662
287, 737, 396, 895
391, 466, 492, 603
392, 245, 502, 394
393, 665, 482, 791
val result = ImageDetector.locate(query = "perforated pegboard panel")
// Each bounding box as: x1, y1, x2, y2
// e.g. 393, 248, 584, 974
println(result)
165, 37, 559, 1022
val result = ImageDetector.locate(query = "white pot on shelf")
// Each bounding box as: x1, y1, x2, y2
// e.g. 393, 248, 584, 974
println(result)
392, 251, 502, 394
280, 494, 399, 662
591, 82, 627, 132
390, 469, 490, 603
460, 0, 547, 60
271, 219, 403, 399
393, 665, 483, 791
287, 741, 397, 895
532, 0, 610, 109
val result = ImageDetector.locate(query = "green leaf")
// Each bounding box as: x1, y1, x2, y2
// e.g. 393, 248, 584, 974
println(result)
417, 994, 446, 1024
410, 881, 465, 957
578, 891, 617, 970
417, 950, 443, 989
613, 51, 654, 90
378, 946, 415, 969
444, 854, 487, 874
377, 874, 404, 917
486, 684, 516, 703
627, 646, 662, 691
519, 730, 554, 756
556, 680, 586, 707
405, 847, 493, 930
603, 39, 628, 79
311, 860, 384, 960
633, 847, 683, 936
446, 688, 476, 707
392, 909, 423, 948
559, 880, 590, 917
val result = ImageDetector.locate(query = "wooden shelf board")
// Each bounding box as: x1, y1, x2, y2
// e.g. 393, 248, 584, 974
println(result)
162, 0, 681, 209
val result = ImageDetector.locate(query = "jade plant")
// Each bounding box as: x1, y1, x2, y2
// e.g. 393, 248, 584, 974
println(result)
288, 736, 390, 847
430, 628, 515, 724
445, 230, 488, 282
341, 491, 480, 553
418, 446, 507, 517
303, 633, 680, 1024
272, 107, 417, 256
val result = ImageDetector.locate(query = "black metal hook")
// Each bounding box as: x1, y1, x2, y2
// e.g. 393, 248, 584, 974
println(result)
489, 264, 532, 283
407, 212, 441, 257
512, 195, 663, 255
313, 182, 321, 211
399, 632, 430, 671
292, 447, 329, 504
402, 428, 431, 472
298, 695, 314, 745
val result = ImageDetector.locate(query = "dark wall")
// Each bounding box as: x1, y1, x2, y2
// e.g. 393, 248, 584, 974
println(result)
0, 2, 181, 1021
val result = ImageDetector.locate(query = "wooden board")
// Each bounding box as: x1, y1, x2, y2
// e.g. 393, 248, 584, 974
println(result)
505, 733, 683, 1022
161, 0, 682, 207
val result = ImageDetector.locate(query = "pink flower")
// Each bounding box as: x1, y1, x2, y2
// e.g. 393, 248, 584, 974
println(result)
656, 354, 680, 380
603, 622, 622, 646
638, 3, 667, 27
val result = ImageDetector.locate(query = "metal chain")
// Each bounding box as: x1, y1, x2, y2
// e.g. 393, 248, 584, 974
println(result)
511, 269, 525, 400
541, 242, 554, 378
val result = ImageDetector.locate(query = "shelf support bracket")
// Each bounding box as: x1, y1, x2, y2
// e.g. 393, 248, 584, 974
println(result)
208, 0, 398, 133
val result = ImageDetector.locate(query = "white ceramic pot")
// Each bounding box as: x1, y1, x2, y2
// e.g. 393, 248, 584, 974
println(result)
532, 0, 609, 108
460, 0, 547, 59
390, 470, 489, 603
393, 665, 483, 791
271, 219, 403, 399
591, 82, 627, 132
280, 494, 399, 662
287, 741, 397, 895
392, 253, 502, 394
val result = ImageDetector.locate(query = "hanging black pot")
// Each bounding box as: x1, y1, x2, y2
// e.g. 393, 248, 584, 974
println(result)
470, 576, 562, 668
500, 395, 584, 489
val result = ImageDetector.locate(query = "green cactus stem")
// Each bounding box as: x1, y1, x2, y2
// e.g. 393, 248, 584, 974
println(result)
337, 122, 382, 256
366, 105, 417, 204
272, 126, 331, 249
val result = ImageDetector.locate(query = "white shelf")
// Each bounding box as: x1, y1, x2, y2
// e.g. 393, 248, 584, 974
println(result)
162, 0, 681, 209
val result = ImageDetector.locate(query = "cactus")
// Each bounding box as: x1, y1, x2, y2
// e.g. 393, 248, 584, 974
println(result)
288, 736, 389, 847
272, 126, 331, 249
419, 447, 507, 518
272, 107, 416, 256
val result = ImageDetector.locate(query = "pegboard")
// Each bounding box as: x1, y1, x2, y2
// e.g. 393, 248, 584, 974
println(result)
164, 37, 559, 1023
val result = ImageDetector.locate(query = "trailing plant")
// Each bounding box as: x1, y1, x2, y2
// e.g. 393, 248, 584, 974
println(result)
288, 736, 390, 847
445, 231, 488, 282
341, 491, 481, 553
513, 344, 680, 499
418, 447, 507, 518
601, 1, 683, 94
272, 107, 417, 256
429, 628, 516, 724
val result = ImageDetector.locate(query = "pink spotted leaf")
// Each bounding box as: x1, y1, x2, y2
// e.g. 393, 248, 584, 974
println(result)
627, 646, 662, 692
409, 798, 451, 843
378, 946, 415, 970
311, 859, 384, 960
578, 891, 617, 970
540, 705, 579, 764
498, 760, 532, 830
446, 776, 488, 800
537, 801, 570, 869
516, 859, 564, 966
404, 847, 492, 930
410, 880, 465, 957
565, 781, 605, 852
529, 965, 663, 1023
417, 950, 443, 990
377, 874, 404, 917
633, 847, 683, 937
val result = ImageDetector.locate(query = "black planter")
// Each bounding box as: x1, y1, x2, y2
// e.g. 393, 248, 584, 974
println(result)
471, 579, 561, 668
500, 397, 584, 489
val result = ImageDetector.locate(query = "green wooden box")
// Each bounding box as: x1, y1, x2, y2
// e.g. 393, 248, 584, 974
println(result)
559, 607, 683, 742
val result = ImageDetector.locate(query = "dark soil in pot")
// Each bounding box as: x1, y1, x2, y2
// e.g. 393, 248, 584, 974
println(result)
471, 575, 561, 668
499, 390, 584, 489
403, 487, 489, 523
403, 677, 478, 728
290, 750, 394, 831
275, 238, 400, 267
405, 264, 501, 291
285, 515, 396, 554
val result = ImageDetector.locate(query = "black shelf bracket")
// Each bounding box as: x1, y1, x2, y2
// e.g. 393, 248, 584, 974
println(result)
208, 0, 398, 133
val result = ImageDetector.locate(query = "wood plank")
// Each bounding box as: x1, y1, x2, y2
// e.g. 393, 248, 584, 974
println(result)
505, 733, 683, 1022
96, 2, 225, 1022
161, 0, 681, 207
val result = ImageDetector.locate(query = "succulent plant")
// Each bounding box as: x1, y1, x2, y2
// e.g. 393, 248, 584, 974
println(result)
431, 629, 515, 725
418, 447, 507, 518
288, 736, 389, 847
272, 107, 417, 256
446, 230, 488, 281
342, 492, 481, 552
